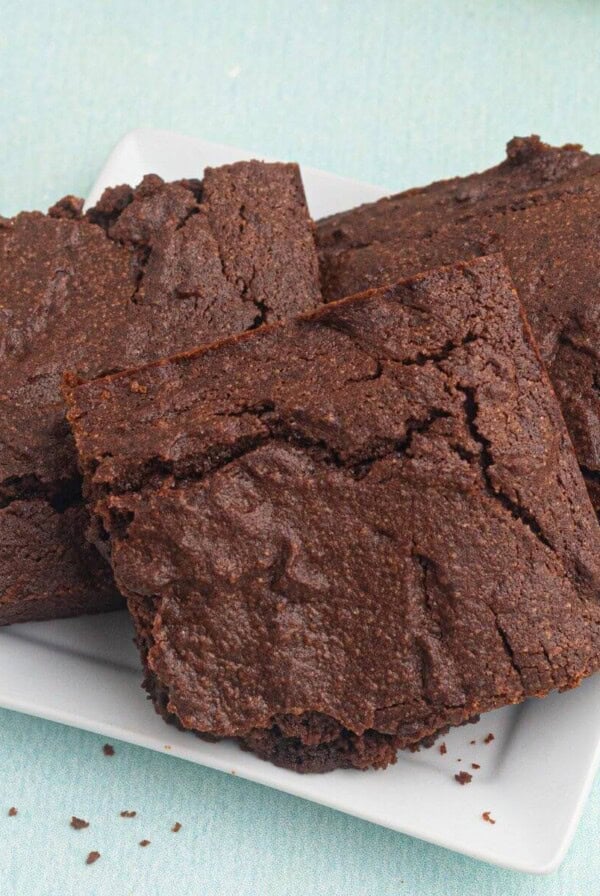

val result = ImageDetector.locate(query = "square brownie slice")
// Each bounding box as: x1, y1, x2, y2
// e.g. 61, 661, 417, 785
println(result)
66, 255, 600, 772
0, 162, 320, 624
317, 136, 600, 517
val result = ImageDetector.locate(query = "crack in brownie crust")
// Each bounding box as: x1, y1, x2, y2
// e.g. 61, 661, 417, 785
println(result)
67, 256, 600, 772
0, 163, 320, 624
317, 136, 600, 517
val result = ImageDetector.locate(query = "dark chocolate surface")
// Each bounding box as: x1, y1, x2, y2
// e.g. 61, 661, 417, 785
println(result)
67, 256, 600, 772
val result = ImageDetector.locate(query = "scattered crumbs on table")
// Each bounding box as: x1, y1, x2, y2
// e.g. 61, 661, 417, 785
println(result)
171, 822, 182, 833
164, 745, 172, 751
86, 851, 101, 865
70, 816, 90, 830
469, 739, 476, 745
231, 769, 237, 775
482, 811, 496, 825
439, 743, 447, 755
139, 839, 151, 847
120, 810, 137, 818
456, 758, 462, 763
471, 763, 481, 770
483, 733, 495, 744
102, 743, 115, 756
454, 771, 473, 785
8, 807, 17, 817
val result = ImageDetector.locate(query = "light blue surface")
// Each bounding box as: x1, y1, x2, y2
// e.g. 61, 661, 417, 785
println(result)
1, 2, 599, 893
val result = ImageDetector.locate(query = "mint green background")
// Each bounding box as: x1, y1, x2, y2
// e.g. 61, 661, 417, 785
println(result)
1, 1, 600, 893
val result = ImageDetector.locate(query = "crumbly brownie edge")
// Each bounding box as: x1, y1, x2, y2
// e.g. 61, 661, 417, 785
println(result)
141, 651, 473, 773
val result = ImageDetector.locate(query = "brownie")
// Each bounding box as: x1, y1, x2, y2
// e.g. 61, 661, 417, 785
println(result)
0, 162, 320, 625
317, 136, 600, 515
66, 256, 600, 773
317, 136, 598, 258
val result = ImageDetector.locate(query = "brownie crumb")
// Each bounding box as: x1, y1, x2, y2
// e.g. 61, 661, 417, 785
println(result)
86, 851, 101, 865
483, 733, 495, 745
455, 771, 473, 785
70, 816, 89, 830
482, 811, 496, 825
457, 758, 462, 762
120, 810, 136, 818
102, 744, 115, 756
48, 195, 84, 220
171, 822, 182, 833
139, 839, 151, 847
8, 807, 17, 817
439, 743, 447, 755
470, 740, 476, 745
471, 763, 481, 770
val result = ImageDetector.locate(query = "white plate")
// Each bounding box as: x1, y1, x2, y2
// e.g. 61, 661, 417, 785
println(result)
2, 128, 599, 874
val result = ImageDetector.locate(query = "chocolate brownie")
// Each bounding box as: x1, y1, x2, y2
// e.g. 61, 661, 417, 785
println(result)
66, 256, 600, 773
0, 162, 320, 625
317, 136, 600, 515
318, 136, 598, 258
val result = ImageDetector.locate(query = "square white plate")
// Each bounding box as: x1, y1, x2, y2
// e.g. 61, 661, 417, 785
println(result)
1, 128, 599, 874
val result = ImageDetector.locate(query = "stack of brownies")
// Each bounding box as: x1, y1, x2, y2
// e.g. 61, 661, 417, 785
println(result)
2, 136, 600, 772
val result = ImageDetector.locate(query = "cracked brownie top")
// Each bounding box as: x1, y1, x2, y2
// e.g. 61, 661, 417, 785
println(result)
0, 162, 320, 624
316, 137, 600, 517
67, 255, 600, 749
